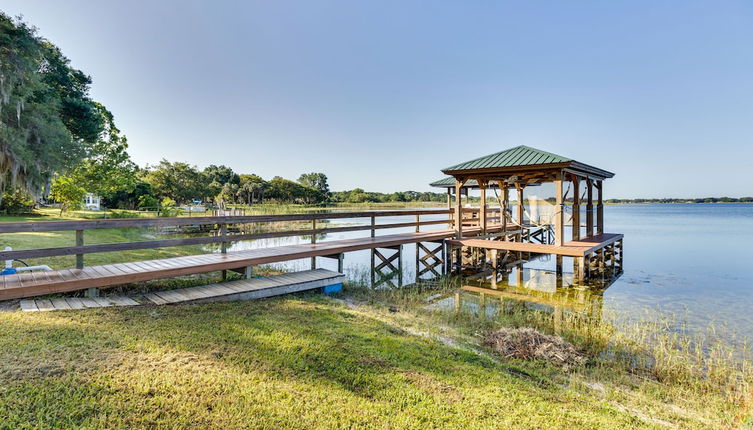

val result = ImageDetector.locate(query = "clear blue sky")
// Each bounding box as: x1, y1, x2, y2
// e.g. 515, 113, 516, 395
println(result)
3, 0, 752, 198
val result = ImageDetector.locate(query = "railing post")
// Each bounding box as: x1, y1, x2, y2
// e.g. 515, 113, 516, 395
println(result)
76, 229, 99, 298
415, 214, 420, 233
370, 215, 376, 238
75, 230, 84, 269
311, 219, 317, 269
220, 223, 228, 254
220, 223, 228, 280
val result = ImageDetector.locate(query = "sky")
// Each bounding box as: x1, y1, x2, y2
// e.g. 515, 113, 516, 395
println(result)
2, 0, 752, 198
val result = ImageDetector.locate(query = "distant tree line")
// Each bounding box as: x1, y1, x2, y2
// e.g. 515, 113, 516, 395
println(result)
603, 197, 753, 204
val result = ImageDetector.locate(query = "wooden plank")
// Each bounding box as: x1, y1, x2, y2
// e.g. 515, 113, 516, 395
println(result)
19, 300, 38, 312
50, 298, 72, 310
143, 292, 169, 305
93, 297, 113, 307
65, 298, 87, 309
35, 299, 55, 312
109, 296, 139, 306
79, 298, 102, 308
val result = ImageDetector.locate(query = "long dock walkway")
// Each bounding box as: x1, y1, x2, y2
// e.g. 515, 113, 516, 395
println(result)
1, 227, 498, 300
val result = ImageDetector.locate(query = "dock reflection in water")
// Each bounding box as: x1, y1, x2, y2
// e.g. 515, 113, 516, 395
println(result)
432, 265, 621, 333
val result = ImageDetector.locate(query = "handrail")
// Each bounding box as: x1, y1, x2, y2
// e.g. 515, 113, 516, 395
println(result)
0, 209, 453, 233
0, 219, 450, 260
0, 209, 505, 264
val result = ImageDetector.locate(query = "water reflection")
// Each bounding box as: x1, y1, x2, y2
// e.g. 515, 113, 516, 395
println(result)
433, 266, 620, 333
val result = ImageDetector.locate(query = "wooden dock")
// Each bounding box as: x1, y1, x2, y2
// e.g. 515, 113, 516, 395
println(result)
447, 233, 623, 258
19, 269, 343, 311
0, 209, 502, 301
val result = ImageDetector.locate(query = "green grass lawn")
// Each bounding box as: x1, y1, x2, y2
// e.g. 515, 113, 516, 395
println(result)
0, 293, 721, 430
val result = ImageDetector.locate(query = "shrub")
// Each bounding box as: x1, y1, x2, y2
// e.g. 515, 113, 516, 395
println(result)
0, 188, 35, 214
49, 176, 86, 215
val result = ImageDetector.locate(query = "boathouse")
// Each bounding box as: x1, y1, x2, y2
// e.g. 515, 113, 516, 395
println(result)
435, 145, 623, 281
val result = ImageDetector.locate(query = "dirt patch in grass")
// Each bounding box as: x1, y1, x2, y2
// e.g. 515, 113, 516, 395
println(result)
402, 370, 465, 403
482, 327, 586, 369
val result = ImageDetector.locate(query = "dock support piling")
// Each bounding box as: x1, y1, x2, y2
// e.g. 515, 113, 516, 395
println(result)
371, 245, 403, 288
416, 241, 445, 280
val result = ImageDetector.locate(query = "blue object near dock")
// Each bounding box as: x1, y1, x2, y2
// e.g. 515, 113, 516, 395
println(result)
322, 283, 343, 294
0, 267, 17, 276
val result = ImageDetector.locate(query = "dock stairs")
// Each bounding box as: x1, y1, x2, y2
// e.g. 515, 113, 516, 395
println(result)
20, 269, 344, 312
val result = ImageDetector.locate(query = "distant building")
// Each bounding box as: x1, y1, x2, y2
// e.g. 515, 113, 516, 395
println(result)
84, 193, 101, 210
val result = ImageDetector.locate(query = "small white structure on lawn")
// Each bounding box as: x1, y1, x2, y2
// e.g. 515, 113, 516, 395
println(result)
84, 193, 101, 210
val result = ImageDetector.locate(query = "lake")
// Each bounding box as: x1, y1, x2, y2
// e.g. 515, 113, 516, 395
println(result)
228, 203, 753, 341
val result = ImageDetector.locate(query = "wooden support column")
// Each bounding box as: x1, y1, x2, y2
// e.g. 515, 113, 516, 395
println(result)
515, 183, 524, 226
571, 176, 580, 241
596, 180, 604, 235
554, 173, 564, 246
447, 188, 454, 228
479, 180, 487, 235
501, 182, 509, 233
454, 180, 465, 239
586, 179, 594, 237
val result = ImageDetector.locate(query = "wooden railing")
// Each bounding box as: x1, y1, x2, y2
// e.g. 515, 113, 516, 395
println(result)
0, 209, 493, 267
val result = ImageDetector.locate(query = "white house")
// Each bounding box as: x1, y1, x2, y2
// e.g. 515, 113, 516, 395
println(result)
84, 193, 101, 210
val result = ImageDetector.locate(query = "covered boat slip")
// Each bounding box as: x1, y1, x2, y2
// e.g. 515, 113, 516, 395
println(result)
434, 145, 623, 281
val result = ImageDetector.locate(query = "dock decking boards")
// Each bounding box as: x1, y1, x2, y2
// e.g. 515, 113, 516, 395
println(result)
446, 233, 623, 258
19, 269, 344, 312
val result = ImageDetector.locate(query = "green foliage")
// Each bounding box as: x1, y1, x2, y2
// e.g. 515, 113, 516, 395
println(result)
49, 176, 86, 214
238, 174, 268, 204
0, 188, 35, 214
0, 14, 103, 191
143, 160, 205, 204
137, 194, 158, 209
266, 176, 325, 204
157, 196, 180, 217
203, 164, 239, 187
108, 181, 156, 210
160, 197, 176, 208
69, 103, 138, 199
297, 172, 330, 197
216, 182, 239, 206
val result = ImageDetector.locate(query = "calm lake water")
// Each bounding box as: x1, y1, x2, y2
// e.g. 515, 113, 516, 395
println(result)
228, 204, 753, 341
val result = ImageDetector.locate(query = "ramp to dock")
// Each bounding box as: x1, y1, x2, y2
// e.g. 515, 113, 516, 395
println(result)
19, 269, 343, 312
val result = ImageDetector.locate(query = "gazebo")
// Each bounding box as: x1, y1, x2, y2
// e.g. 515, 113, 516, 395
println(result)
437, 145, 623, 281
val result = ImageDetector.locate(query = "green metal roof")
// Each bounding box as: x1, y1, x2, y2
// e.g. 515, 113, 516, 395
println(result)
429, 177, 478, 188
443, 145, 571, 172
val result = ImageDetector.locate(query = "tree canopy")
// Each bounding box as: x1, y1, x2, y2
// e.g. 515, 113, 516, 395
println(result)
0, 14, 104, 193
